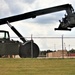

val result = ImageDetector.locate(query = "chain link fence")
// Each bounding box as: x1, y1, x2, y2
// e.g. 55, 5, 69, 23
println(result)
9, 36, 75, 58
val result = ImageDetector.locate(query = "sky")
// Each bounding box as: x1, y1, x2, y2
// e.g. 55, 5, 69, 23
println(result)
0, 0, 75, 51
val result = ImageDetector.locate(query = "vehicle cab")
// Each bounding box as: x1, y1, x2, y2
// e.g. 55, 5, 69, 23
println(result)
0, 30, 10, 41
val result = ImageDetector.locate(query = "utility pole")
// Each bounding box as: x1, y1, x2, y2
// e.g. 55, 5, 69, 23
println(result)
31, 34, 33, 58
62, 35, 64, 58
54, 44, 56, 51
68, 44, 70, 57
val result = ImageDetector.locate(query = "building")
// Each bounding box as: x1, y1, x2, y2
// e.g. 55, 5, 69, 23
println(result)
46, 50, 68, 58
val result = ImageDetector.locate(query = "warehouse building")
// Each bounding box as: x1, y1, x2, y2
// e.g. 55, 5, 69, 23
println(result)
46, 50, 68, 58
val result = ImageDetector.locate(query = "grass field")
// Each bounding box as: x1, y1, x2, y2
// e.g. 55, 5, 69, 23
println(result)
0, 58, 75, 75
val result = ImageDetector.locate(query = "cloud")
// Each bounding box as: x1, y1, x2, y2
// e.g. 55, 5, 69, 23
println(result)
4, 0, 36, 16
32, 11, 65, 24
22, 0, 35, 4
4, 0, 26, 15
0, 0, 75, 50
0, 0, 11, 18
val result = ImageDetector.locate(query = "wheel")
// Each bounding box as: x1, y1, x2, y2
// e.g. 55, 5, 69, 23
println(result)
19, 41, 39, 58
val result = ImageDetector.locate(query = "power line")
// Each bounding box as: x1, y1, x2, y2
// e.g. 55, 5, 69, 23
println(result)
10, 36, 75, 39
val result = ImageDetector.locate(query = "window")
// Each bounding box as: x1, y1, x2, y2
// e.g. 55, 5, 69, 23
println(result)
0, 31, 9, 39
0, 32, 5, 38
5, 32, 9, 39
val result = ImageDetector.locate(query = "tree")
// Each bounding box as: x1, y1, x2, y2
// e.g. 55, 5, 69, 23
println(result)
46, 50, 53, 53
40, 51, 47, 55
68, 48, 75, 53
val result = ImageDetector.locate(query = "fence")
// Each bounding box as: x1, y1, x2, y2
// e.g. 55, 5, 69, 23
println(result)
10, 36, 75, 58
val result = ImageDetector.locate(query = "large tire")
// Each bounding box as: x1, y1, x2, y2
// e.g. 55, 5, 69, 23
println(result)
19, 41, 39, 58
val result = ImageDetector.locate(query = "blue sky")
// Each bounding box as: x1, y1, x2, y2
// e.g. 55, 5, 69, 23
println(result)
0, 0, 75, 50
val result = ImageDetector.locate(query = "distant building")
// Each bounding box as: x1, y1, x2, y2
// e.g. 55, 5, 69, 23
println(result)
68, 53, 75, 58
46, 50, 68, 58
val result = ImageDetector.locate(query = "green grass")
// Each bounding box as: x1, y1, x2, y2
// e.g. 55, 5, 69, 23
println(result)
0, 58, 75, 75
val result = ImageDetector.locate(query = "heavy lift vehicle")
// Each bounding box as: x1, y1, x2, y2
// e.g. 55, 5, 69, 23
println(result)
0, 4, 75, 58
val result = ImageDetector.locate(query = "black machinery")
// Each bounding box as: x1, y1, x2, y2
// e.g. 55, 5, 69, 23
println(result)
0, 4, 75, 58
0, 23, 39, 58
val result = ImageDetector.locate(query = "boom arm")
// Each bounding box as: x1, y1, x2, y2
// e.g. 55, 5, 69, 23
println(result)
7, 21, 26, 43
0, 4, 74, 25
